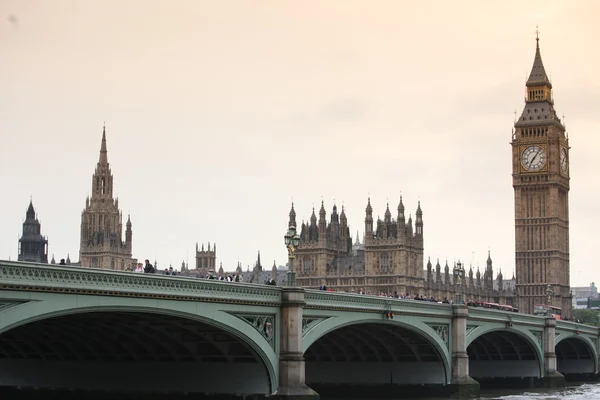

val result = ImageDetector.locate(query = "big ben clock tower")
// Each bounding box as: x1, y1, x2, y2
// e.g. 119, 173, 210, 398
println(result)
512, 35, 571, 317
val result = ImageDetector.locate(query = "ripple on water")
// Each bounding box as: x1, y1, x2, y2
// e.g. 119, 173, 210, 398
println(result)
480, 383, 600, 400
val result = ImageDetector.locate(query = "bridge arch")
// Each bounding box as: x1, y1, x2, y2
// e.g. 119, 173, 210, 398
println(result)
555, 334, 598, 377
0, 293, 278, 394
303, 314, 451, 387
467, 326, 543, 379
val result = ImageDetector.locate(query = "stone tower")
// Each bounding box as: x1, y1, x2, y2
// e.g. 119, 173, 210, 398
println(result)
364, 197, 424, 295
18, 200, 48, 263
195, 242, 216, 271
512, 36, 570, 316
79, 126, 133, 269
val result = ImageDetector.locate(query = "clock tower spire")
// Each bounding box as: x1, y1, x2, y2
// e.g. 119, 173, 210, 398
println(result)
512, 35, 570, 316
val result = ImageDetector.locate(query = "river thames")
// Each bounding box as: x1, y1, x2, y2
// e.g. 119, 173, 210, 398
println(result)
1, 383, 599, 399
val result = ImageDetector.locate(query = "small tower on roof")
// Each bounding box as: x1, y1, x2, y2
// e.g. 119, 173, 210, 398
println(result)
18, 199, 48, 263
196, 241, 217, 271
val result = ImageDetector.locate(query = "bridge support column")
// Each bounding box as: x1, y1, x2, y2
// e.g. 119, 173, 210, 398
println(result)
449, 305, 479, 399
542, 317, 565, 387
274, 288, 319, 400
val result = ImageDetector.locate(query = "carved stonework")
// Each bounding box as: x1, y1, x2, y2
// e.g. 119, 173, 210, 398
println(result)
532, 330, 543, 346
466, 325, 478, 336
428, 324, 449, 347
302, 317, 327, 335
236, 314, 275, 348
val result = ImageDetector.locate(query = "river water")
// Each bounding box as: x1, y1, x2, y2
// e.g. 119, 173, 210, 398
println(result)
1, 383, 599, 399
478, 383, 600, 400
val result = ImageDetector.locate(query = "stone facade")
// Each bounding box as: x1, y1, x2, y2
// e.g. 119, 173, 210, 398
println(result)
195, 242, 217, 271
289, 200, 515, 303
18, 200, 48, 263
424, 254, 515, 305
79, 126, 133, 270
512, 38, 571, 316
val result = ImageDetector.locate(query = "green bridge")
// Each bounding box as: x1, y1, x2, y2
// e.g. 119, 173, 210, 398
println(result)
0, 260, 597, 398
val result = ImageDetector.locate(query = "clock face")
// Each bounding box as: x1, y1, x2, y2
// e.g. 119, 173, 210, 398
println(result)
560, 148, 568, 174
521, 145, 547, 172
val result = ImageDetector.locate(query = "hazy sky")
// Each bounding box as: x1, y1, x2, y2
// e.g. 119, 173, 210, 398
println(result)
1, 1, 599, 286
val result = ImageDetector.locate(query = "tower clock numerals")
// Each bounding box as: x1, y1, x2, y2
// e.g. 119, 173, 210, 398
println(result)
560, 148, 568, 174
521, 145, 547, 172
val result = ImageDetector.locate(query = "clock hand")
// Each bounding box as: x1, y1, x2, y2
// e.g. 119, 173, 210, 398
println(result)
529, 149, 542, 169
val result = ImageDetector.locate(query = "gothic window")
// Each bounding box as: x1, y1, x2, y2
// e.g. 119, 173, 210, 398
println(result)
380, 253, 390, 272
101, 178, 106, 194
96, 177, 99, 194
92, 257, 99, 268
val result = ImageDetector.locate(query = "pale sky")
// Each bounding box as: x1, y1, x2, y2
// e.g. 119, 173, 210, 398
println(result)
1, 1, 599, 286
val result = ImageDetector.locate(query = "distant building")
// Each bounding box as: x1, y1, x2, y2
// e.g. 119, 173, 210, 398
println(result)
79, 126, 133, 269
572, 283, 598, 309
287, 201, 515, 304
195, 242, 217, 274
18, 200, 48, 263
571, 283, 598, 299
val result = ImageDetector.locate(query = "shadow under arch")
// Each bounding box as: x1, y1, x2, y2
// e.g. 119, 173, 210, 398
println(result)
303, 318, 451, 388
467, 327, 543, 379
555, 334, 598, 377
0, 301, 277, 395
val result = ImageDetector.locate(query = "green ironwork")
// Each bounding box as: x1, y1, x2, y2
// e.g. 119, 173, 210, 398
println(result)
1, 260, 599, 392
0, 260, 281, 305
235, 314, 276, 348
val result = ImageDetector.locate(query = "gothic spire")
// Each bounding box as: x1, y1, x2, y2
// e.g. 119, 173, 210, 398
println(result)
99, 124, 108, 164
526, 33, 551, 88
288, 202, 296, 228
26, 199, 35, 220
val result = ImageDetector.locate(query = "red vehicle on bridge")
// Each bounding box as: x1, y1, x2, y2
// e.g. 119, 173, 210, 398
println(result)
533, 304, 562, 320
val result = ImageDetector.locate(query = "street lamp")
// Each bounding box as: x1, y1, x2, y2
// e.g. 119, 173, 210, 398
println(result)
284, 225, 300, 286
454, 261, 465, 305
546, 284, 553, 306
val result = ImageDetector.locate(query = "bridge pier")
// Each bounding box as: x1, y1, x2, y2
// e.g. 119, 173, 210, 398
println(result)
449, 305, 480, 399
542, 317, 565, 387
274, 288, 319, 400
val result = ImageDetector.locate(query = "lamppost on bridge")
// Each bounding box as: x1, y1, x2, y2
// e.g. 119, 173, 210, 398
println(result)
453, 261, 466, 305
284, 224, 300, 287
546, 284, 554, 306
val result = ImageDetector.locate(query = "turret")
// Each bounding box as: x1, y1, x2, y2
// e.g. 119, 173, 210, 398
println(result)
125, 214, 132, 250
415, 201, 423, 236
426, 257, 432, 280
288, 202, 296, 228
309, 208, 318, 241
365, 198, 373, 235
397, 196, 406, 232
318, 201, 327, 235
256, 251, 262, 272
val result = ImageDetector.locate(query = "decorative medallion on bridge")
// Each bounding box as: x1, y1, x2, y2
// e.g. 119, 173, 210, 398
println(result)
235, 314, 275, 348
466, 325, 478, 336
427, 324, 449, 348
532, 330, 543, 346
0, 300, 28, 312
302, 317, 327, 335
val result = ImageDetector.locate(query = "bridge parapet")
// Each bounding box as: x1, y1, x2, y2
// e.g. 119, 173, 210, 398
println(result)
304, 290, 453, 318
0, 260, 281, 306
468, 306, 546, 327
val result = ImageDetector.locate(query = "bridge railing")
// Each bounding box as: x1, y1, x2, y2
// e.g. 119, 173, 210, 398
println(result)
304, 290, 454, 317
0, 260, 281, 305
556, 319, 599, 336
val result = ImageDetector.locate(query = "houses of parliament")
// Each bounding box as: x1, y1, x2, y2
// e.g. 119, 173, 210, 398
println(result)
15, 37, 571, 315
